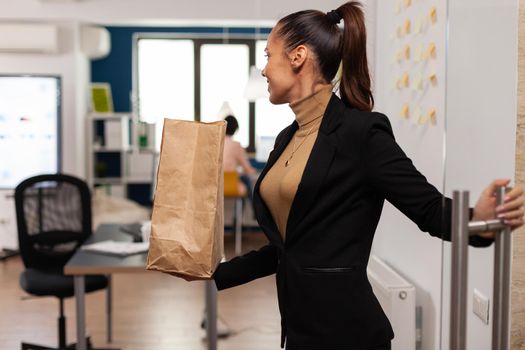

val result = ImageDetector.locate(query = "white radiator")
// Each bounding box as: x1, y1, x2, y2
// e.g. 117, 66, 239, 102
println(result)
367, 255, 416, 350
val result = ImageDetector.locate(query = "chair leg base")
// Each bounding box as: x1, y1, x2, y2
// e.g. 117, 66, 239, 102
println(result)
22, 337, 94, 350
22, 342, 55, 350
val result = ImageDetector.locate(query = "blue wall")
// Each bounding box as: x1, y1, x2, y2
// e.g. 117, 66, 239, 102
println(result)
91, 26, 271, 112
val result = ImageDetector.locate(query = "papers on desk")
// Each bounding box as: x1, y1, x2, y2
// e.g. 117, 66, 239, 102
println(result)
81, 240, 149, 257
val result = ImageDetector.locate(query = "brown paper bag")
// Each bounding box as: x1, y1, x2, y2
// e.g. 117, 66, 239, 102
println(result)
146, 119, 226, 279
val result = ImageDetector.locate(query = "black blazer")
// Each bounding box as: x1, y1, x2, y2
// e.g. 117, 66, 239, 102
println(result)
213, 94, 492, 350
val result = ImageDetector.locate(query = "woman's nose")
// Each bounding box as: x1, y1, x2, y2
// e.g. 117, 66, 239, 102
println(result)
261, 67, 266, 78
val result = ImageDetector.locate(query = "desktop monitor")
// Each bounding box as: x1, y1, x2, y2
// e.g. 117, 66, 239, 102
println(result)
0, 75, 62, 189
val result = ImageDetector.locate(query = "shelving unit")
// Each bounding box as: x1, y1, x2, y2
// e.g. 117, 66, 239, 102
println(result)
87, 112, 157, 205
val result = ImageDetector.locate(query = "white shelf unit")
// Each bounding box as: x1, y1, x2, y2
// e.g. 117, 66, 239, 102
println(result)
87, 112, 157, 204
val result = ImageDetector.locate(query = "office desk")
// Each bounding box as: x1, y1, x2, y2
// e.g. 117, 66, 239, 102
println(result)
64, 223, 218, 350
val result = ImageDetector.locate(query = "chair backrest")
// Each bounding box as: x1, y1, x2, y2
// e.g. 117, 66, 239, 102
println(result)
14, 174, 92, 270
224, 171, 243, 197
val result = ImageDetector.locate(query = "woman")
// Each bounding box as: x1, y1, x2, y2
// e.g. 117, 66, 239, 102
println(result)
212, 2, 524, 349
223, 115, 257, 198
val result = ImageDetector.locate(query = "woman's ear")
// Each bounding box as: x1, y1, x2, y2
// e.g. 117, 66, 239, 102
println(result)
289, 45, 308, 71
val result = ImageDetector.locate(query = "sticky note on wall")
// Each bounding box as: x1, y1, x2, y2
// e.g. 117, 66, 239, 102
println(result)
414, 43, 423, 62
411, 73, 423, 91
395, 0, 401, 14
413, 106, 422, 125
429, 72, 438, 85
428, 108, 437, 125
396, 49, 403, 62
396, 25, 403, 38
430, 6, 437, 24
426, 42, 437, 59
399, 72, 409, 88
404, 19, 411, 35
400, 103, 410, 119
415, 18, 423, 34
404, 44, 411, 60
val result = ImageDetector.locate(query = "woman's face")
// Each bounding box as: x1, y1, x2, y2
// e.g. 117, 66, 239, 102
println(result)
261, 29, 296, 105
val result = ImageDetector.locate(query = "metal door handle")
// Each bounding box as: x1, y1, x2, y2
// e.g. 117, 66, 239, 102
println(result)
450, 186, 511, 350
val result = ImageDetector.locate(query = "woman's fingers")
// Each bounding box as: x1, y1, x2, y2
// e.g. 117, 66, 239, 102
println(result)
504, 186, 524, 200
496, 197, 524, 213
498, 208, 524, 220
505, 218, 524, 229
485, 179, 512, 197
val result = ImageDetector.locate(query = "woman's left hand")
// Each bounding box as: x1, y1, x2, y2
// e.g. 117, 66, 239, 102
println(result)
472, 179, 524, 239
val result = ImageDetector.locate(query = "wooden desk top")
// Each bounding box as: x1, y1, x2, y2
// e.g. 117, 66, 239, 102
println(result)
64, 223, 148, 275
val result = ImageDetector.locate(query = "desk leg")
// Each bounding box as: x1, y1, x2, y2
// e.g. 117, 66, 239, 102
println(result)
74, 275, 87, 350
106, 274, 112, 343
234, 198, 243, 255
205, 280, 217, 350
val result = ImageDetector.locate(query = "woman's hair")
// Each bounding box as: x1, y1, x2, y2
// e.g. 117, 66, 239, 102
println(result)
224, 115, 239, 136
275, 1, 373, 112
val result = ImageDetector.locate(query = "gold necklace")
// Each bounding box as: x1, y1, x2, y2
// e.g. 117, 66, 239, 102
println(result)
284, 124, 316, 167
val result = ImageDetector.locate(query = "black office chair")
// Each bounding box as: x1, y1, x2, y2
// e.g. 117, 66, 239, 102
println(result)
15, 174, 109, 350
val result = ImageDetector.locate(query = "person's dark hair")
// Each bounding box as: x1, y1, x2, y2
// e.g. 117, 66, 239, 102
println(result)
224, 115, 239, 136
276, 1, 373, 112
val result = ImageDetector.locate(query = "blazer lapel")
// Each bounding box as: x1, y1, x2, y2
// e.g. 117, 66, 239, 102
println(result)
253, 122, 298, 247
285, 94, 345, 245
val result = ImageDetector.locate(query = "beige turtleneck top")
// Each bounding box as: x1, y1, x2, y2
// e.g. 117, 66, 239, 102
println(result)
260, 85, 333, 238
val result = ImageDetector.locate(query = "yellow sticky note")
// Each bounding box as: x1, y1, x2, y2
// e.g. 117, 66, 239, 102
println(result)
390, 78, 398, 90
395, 0, 401, 14
415, 18, 423, 34
396, 25, 403, 38
404, 19, 411, 35
428, 108, 437, 125
413, 106, 422, 125
414, 43, 423, 62
427, 42, 437, 59
429, 72, 438, 85
400, 72, 409, 88
396, 49, 403, 62
404, 0, 412, 8
411, 73, 423, 91
430, 6, 437, 24
404, 44, 411, 60
400, 103, 410, 119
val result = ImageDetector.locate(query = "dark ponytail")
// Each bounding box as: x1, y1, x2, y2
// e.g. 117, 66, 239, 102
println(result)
275, 1, 373, 112
337, 2, 374, 112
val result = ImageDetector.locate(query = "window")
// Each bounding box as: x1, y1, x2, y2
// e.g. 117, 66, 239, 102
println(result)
136, 33, 293, 155
137, 39, 194, 149
200, 44, 249, 147
254, 40, 294, 151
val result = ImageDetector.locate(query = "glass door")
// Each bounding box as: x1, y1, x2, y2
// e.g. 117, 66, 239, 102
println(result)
441, 0, 517, 349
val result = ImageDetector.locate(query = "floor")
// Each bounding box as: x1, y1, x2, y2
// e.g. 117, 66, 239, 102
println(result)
0, 231, 281, 350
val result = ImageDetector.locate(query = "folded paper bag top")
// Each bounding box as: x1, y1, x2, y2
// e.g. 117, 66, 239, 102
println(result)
146, 119, 226, 279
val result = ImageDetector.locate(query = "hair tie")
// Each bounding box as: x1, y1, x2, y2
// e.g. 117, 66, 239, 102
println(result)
326, 9, 342, 25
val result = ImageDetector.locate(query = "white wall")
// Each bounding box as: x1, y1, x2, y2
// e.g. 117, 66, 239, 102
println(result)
0, 22, 89, 250
0, 22, 88, 177
373, 0, 517, 349
0, 0, 347, 26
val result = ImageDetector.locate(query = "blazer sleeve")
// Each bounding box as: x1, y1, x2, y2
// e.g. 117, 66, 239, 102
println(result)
363, 114, 493, 247
213, 243, 279, 291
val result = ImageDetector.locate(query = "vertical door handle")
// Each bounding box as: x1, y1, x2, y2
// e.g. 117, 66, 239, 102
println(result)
450, 186, 511, 350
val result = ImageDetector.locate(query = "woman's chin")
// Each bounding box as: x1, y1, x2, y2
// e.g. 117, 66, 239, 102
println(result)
269, 93, 286, 105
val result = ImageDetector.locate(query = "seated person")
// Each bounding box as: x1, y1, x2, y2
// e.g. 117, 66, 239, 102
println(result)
223, 115, 257, 199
